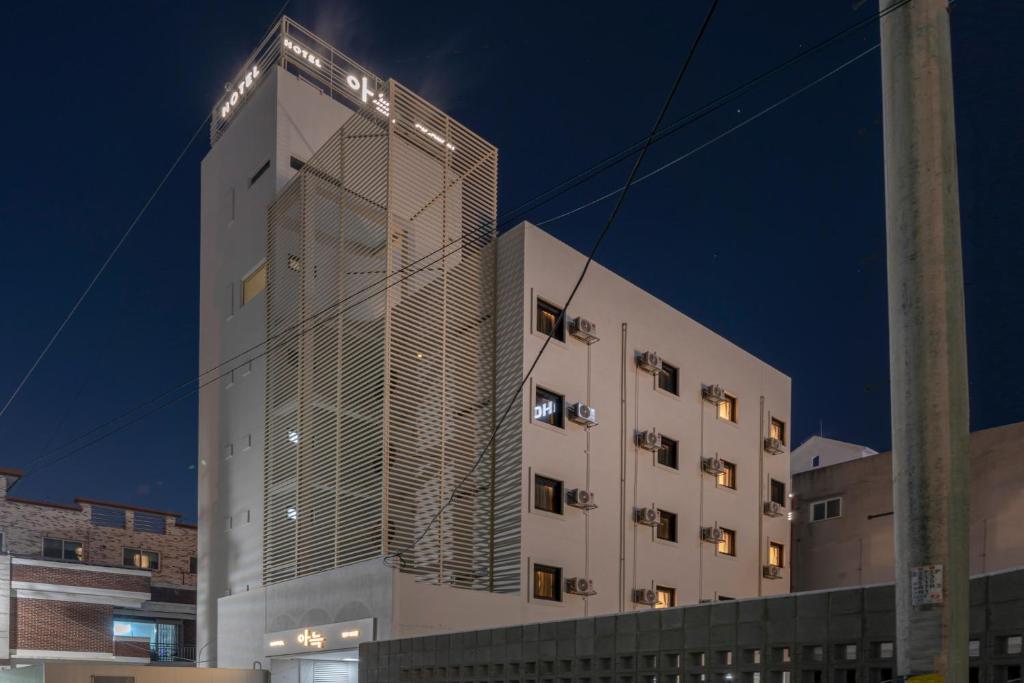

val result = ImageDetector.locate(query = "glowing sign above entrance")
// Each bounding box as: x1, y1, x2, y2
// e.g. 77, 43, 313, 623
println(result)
263, 617, 375, 657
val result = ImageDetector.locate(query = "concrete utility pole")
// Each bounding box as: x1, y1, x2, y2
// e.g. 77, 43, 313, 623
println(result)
880, 0, 970, 680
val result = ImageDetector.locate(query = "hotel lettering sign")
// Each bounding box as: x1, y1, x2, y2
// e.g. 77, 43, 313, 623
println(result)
264, 617, 375, 656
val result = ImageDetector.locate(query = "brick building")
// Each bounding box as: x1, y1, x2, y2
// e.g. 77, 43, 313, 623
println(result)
0, 468, 197, 667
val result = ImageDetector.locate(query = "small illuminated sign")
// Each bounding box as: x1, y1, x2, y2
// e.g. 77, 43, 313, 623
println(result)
341, 629, 360, 639
414, 122, 456, 152
283, 38, 323, 69
264, 618, 374, 656
220, 65, 262, 120
533, 400, 556, 421
297, 628, 325, 649
268, 640, 285, 648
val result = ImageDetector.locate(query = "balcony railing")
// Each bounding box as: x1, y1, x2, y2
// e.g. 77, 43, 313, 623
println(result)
150, 642, 196, 664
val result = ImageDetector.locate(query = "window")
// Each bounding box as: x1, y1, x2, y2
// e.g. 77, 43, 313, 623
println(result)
533, 387, 564, 428
1006, 635, 1023, 655
189, 557, 198, 575
770, 417, 786, 444
657, 435, 679, 469
769, 542, 784, 567
43, 538, 83, 562
658, 362, 679, 394
968, 640, 979, 658
716, 461, 737, 489
536, 299, 565, 342
241, 262, 267, 306
534, 475, 563, 514
770, 479, 786, 506
876, 641, 894, 659
290, 156, 306, 171
718, 528, 736, 556
249, 159, 270, 186
533, 564, 561, 601
133, 512, 167, 534
91, 506, 126, 529
655, 586, 675, 609
656, 510, 677, 542
717, 393, 737, 422
123, 548, 160, 570
811, 455, 821, 468
811, 497, 842, 521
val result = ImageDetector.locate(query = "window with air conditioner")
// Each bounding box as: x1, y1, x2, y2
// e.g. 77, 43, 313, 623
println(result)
770, 479, 786, 506
241, 261, 267, 306
658, 362, 679, 395
717, 393, 738, 422
123, 548, 160, 570
655, 586, 675, 609
717, 528, 736, 556
811, 497, 842, 521
533, 564, 562, 601
534, 475, 563, 515
770, 417, 786, 444
716, 460, 737, 489
657, 435, 678, 469
769, 541, 784, 568
536, 299, 565, 342
656, 510, 677, 542
43, 537, 83, 562
533, 387, 564, 428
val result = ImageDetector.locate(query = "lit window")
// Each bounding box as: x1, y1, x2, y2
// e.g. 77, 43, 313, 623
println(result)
811, 497, 842, 521
123, 548, 160, 570
770, 479, 786, 506
656, 510, 677, 542
534, 475, 563, 515
657, 435, 679, 469
718, 528, 736, 556
717, 394, 737, 422
658, 362, 679, 394
43, 538, 83, 562
533, 387, 564, 428
968, 640, 979, 658
769, 542, 784, 568
533, 564, 561, 601
536, 299, 565, 342
1007, 635, 1023, 655
655, 586, 675, 609
770, 417, 786, 444
242, 262, 267, 305
877, 642, 894, 659
717, 461, 737, 489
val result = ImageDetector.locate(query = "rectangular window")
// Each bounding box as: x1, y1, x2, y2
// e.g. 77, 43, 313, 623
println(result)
811, 497, 842, 521
534, 475, 563, 514
655, 586, 675, 609
770, 479, 786, 506
241, 262, 267, 306
133, 512, 167, 534
656, 510, 677, 542
43, 537, 83, 562
536, 299, 565, 342
91, 506, 126, 529
189, 557, 198, 575
658, 362, 679, 394
718, 528, 736, 556
657, 435, 679, 469
289, 156, 306, 171
533, 387, 564, 428
770, 417, 786, 444
769, 542, 784, 567
249, 159, 270, 187
717, 393, 738, 422
533, 564, 562, 601
717, 460, 737, 489
123, 548, 160, 570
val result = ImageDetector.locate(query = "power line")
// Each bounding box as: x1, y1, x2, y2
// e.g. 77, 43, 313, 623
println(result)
384, 0, 721, 568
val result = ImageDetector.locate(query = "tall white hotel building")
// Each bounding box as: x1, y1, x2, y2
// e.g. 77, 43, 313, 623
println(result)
198, 17, 791, 680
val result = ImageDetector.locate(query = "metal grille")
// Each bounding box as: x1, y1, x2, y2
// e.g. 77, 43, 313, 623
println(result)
91, 506, 125, 529
264, 79, 511, 590
132, 512, 166, 534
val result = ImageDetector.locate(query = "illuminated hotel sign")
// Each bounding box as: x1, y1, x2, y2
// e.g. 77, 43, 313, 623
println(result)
219, 65, 261, 120
263, 618, 374, 656
414, 122, 456, 152
283, 38, 323, 68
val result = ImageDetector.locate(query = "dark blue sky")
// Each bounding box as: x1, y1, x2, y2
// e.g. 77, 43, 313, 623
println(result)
0, 1, 1020, 522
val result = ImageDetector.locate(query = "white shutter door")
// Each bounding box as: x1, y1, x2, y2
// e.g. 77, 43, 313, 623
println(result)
313, 661, 355, 683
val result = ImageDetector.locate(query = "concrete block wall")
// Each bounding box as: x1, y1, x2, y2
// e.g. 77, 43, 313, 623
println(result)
360, 569, 1024, 683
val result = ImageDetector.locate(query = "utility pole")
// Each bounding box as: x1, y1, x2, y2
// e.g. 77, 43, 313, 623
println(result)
880, 0, 969, 680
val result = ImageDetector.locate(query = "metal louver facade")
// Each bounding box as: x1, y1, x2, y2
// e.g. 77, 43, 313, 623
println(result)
264, 80, 517, 591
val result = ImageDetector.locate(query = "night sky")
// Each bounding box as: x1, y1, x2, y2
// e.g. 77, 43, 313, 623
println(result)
1, 1, 1020, 522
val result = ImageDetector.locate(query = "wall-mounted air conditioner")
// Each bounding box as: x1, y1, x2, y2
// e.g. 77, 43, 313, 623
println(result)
632, 587, 658, 606
763, 501, 785, 517
635, 429, 661, 451
565, 577, 596, 596
701, 384, 727, 405
702, 456, 726, 476
636, 351, 662, 375
701, 526, 725, 544
634, 507, 659, 526
763, 565, 784, 580
568, 402, 598, 426
566, 488, 597, 510
569, 317, 599, 344
764, 436, 785, 455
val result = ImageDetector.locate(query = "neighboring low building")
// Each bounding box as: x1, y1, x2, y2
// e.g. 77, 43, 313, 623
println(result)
791, 421, 1024, 591
0, 469, 197, 667
790, 435, 877, 475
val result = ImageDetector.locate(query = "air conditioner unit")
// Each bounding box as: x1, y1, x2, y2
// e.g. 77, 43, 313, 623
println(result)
569, 317, 599, 343
568, 402, 598, 426
567, 488, 597, 509
702, 456, 726, 476
701, 526, 725, 544
701, 383, 727, 405
763, 565, 784, 580
634, 506, 659, 526
636, 350, 662, 375
635, 429, 661, 451
565, 577, 596, 596
763, 501, 785, 517
764, 436, 785, 455
632, 587, 658, 606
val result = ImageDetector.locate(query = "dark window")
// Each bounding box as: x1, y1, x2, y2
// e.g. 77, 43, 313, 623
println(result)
658, 362, 679, 394
123, 548, 160, 570
249, 159, 270, 187
812, 497, 842, 521
290, 156, 306, 171
43, 537, 83, 561
657, 436, 679, 469
133, 512, 167, 534
533, 387, 564, 428
656, 510, 677, 542
189, 557, 198, 574
718, 595, 735, 601
534, 475, 563, 514
533, 564, 562, 601
770, 479, 786, 506
536, 299, 565, 342
91, 506, 126, 529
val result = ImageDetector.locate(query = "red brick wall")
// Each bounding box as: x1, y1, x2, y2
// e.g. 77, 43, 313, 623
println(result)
113, 639, 150, 658
12, 598, 112, 653
13, 564, 149, 592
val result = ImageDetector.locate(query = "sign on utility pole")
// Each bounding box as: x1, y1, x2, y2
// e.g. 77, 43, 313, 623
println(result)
879, 0, 970, 680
